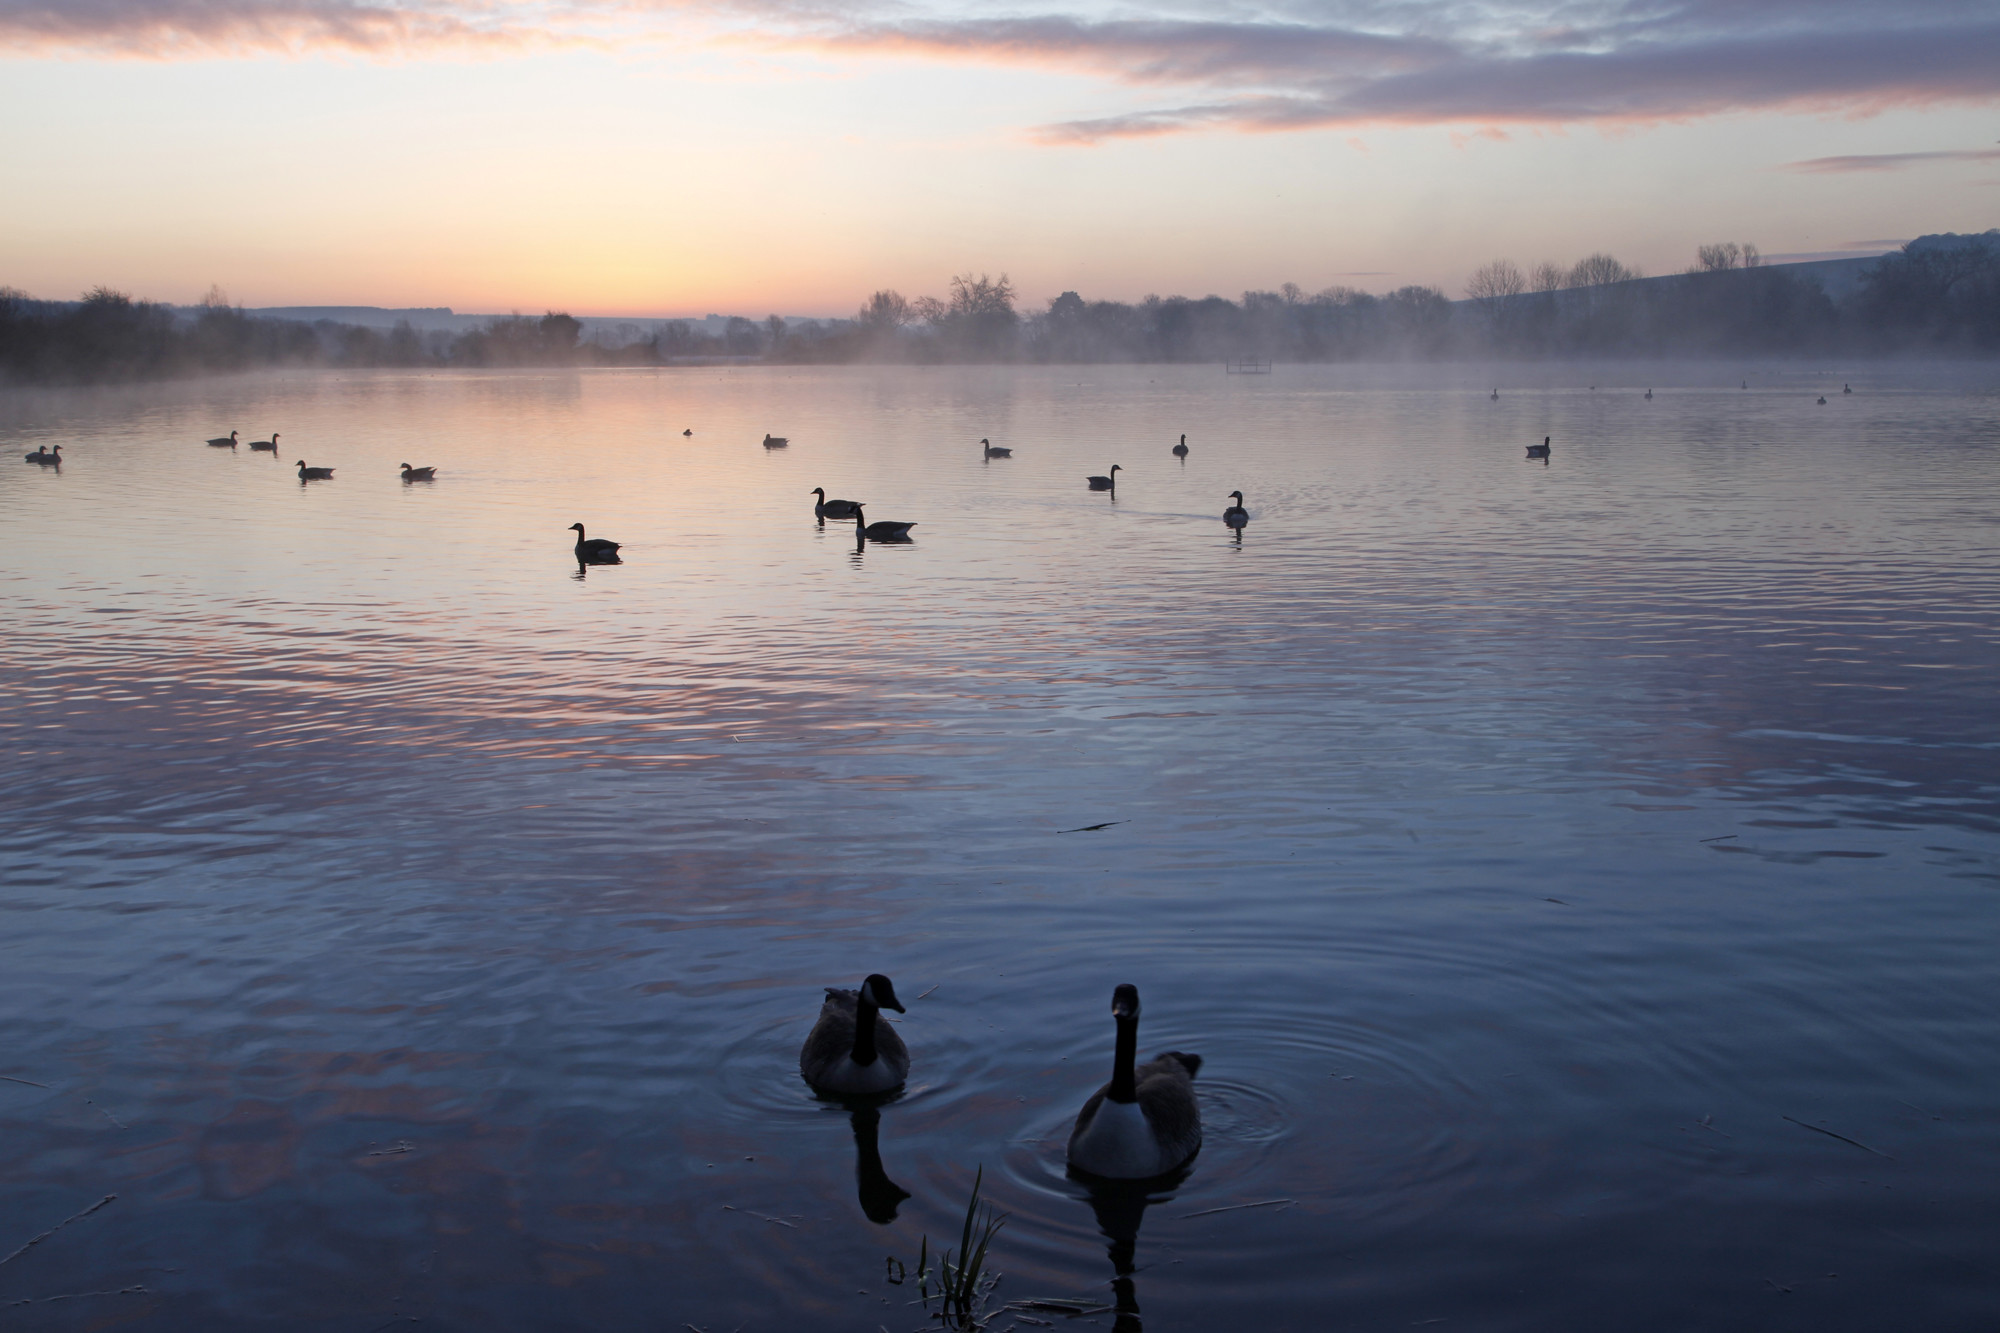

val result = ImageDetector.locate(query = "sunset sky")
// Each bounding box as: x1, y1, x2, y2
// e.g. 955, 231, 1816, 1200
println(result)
2, 0, 1995, 315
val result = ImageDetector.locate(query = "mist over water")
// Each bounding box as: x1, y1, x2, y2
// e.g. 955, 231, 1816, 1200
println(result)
2, 362, 1998, 1331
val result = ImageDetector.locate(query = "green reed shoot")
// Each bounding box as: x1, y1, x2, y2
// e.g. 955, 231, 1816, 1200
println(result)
903, 1166, 1007, 1328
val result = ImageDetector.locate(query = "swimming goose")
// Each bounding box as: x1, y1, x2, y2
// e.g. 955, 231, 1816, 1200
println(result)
1525, 436, 1551, 459
799, 974, 910, 1095
982, 437, 1012, 459
811, 487, 861, 521
851, 504, 916, 541
24, 445, 59, 464
296, 460, 334, 480
1087, 464, 1122, 491
1172, 435, 1188, 458
569, 523, 621, 562
763, 434, 789, 449
206, 430, 238, 448
1067, 984, 1202, 1180
683, 428, 693, 436
1223, 491, 1248, 529
1490, 388, 1499, 400
249, 433, 279, 452
1843, 383, 1852, 394
1817, 396, 1827, 405
400, 463, 437, 481
1644, 389, 1654, 400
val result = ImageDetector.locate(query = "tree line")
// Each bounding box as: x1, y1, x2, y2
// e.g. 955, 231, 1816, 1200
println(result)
4, 233, 1995, 385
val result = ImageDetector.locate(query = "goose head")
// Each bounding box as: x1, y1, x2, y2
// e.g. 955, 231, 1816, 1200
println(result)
1111, 983, 1140, 1021
860, 974, 906, 1013
1110, 464, 1122, 475
811, 487, 826, 498
1227, 490, 1244, 504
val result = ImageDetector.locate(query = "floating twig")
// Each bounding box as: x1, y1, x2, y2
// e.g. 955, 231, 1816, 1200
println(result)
1696, 1114, 1734, 1139
1783, 1115, 1892, 1158
1701, 835, 1738, 843
5, 1283, 147, 1307
721, 1205, 798, 1228
1765, 1277, 1792, 1293
1179, 1198, 1294, 1220
1056, 821, 1128, 834
0, 1075, 50, 1089
917, 984, 940, 1001
1897, 1099, 1941, 1121
1, 1195, 118, 1268
367, 1140, 415, 1156
1544, 898, 1566, 905
86, 1100, 125, 1129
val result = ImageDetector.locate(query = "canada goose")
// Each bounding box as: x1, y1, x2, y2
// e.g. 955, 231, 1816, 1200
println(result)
1223, 491, 1248, 529
763, 433, 789, 449
683, 428, 693, 436
1172, 435, 1188, 458
295, 460, 334, 480
249, 433, 279, 452
1644, 389, 1654, 400
1067, 984, 1201, 1180
569, 523, 621, 562
811, 487, 860, 521
400, 463, 437, 481
1490, 388, 1499, 400
1843, 383, 1852, 394
982, 437, 1012, 459
1087, 464, 1122, 491
1742, 381, 1748, 389
24, 445, 59, 464
206, 430, 238, 448
1817, 396, 1827, 405
1526, 436, 1551, 459
799, 974, 909, 1095
851, 505, 915, 541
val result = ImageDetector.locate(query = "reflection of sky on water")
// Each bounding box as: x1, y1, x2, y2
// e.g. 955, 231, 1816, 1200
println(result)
1, 363, 1997, 1330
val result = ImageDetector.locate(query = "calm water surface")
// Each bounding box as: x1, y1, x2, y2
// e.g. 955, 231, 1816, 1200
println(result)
2, 363, 1998, 1331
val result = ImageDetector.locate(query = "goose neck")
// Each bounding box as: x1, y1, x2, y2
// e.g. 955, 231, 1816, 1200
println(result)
851, 994, 881, 1066
1107, 1014, 1139, 1103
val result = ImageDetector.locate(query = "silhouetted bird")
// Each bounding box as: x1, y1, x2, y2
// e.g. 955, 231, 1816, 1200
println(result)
812, 487, 860, 521
851, 505, 916, 541
249, 433, 279, 453
206, 430, 238, 448
1067, 984, 1202, 1180
295, 460, 334, 480
981, 437, 1012, 459
1223, 491, 1249, 529
400, 463, 437, 481
1172, 434, 1188, 458
569, 523, 621, 562
799, 974, 909, 1095
24, 445, 60, 465
763, 433, 789, 449
1526, 436, 1551, 459
1087, 465, 1122, 491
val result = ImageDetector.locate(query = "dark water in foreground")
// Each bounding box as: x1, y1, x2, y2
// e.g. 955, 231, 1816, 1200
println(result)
2, 363, 1997, 1331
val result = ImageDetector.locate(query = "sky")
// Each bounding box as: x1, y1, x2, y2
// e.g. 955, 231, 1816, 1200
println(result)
1, 0, 1996, 316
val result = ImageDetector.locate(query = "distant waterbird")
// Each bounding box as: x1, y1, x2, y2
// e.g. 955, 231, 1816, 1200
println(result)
400, 463, 437, 481
1491, 388, 1499, 400
1526, 436, 1551, 460
851, 504, 916, 541
1172, 434, 1188, 458
763, 433, 789, 449
206, 430, 239, 449
24, 444, 60, 465
249, 433, 280, 453
981, 437, 1012, 459
1843, 383, 1853, 394
812, 487, 860, 521
1223, 491, 1248, 530
1087, 465, 1122, 491
295, 460, 334, 480
569, 522, 621, 563
1818, 396, 1828, 405
683, 428, 693, 436
1644, 389, 1654, 400
800, 973, 909, 1096
1066, 984, 1202, 1180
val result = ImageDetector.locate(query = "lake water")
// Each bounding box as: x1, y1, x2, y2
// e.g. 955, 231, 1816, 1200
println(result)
2, 362, 1997, 1332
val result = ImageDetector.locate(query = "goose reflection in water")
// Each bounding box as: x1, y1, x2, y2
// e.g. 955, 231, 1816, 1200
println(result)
1068, 1165, 1193, 1333
847, 1102, 913, 1224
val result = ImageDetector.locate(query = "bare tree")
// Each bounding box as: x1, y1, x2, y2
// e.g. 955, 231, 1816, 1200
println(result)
1466, 259, 1526, 304
855, 289, 910, 330
1530, 261, 1567, 293
1696, 242, 1743, 272
1569, 253, 1639, 287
